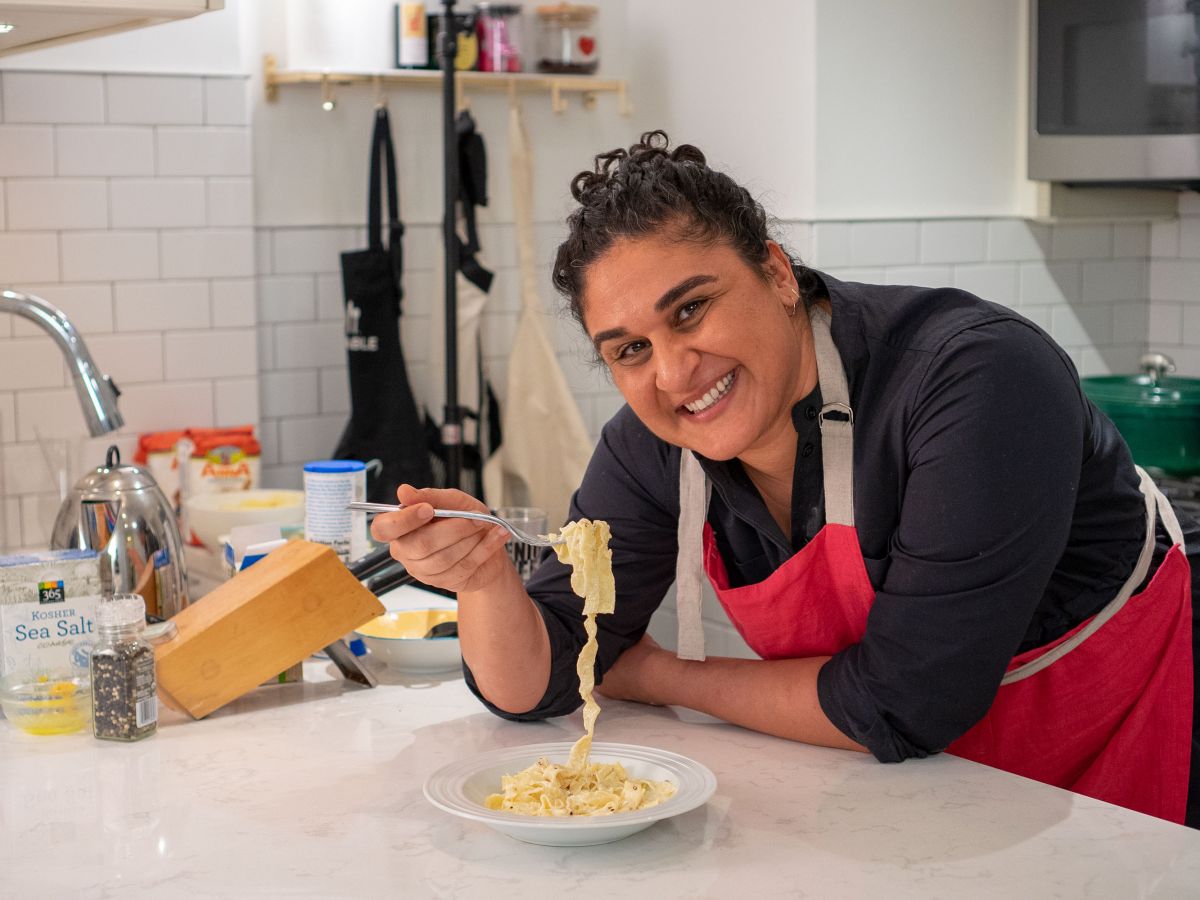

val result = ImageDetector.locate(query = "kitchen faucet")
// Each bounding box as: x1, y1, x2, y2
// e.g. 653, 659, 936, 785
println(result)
0, 289, 123, 435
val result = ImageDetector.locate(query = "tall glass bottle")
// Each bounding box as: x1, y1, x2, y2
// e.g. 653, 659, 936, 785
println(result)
90, 594, 158, 742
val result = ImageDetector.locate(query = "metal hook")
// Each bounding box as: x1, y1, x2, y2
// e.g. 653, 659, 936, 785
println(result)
321, 71, 336, 111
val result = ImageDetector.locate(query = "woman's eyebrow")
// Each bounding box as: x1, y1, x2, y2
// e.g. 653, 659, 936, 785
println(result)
590, 274, 719, 351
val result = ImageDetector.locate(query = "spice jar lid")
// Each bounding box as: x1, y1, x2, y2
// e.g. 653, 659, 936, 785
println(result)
96, 593, 146, 628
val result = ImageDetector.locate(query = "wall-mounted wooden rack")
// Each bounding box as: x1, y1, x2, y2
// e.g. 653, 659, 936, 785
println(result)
262, 54, 631, 115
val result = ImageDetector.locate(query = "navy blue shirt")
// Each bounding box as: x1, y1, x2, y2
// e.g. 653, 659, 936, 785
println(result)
463, 272, 1198, 823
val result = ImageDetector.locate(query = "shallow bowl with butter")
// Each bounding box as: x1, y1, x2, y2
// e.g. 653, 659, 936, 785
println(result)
354, 609, 461, 674
0, 669, 92, 735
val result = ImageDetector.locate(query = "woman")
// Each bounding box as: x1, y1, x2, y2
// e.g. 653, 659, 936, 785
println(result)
373, 132, 1198, 827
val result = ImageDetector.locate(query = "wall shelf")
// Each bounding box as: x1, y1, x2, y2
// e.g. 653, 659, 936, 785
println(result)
262, 54, 631, 115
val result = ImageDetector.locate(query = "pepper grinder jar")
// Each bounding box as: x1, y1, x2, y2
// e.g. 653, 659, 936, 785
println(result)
91, 594, 158, 742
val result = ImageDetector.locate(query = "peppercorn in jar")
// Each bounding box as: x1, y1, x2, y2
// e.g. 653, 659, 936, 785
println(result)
90, 594, 157, 742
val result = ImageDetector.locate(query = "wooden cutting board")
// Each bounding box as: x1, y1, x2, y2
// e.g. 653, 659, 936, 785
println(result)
155, 540, 386, 718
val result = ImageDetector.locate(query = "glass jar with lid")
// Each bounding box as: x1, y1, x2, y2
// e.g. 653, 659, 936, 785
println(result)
535, 3, 597, 75
476, 3, 524, 73
90, 593, 158, 742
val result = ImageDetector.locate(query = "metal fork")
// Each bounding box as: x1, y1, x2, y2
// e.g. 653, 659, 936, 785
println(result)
346, 501, 563, 547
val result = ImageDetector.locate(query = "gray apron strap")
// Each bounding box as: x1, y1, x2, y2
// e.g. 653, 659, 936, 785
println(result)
674, 305, 854, 659
1001, 466, 1184, 685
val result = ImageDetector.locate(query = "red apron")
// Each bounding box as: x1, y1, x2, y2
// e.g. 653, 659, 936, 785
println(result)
675, 307, 1194, 824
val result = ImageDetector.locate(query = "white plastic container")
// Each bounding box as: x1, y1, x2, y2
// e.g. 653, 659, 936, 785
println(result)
303, 461, 369, 564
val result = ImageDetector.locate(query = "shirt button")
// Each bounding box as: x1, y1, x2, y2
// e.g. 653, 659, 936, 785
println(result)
805, 406, 817, 421
801, 443, 814, 458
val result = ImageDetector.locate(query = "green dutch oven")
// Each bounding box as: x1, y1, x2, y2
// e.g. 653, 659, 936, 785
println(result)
1081, 354, 1200, 476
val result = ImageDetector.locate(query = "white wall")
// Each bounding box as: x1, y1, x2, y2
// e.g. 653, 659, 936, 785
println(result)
813, 0, 1024, 219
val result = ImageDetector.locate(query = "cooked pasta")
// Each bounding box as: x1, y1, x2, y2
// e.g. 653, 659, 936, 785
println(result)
485, 519, 676, 817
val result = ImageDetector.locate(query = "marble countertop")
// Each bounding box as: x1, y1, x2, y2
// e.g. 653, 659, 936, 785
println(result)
2, 596, 1199, 898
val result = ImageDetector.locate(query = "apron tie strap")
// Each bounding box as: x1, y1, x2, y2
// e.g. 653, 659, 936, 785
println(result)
676, 449, 711, 661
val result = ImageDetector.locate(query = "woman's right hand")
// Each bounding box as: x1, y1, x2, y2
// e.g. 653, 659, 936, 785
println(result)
368, 484, 515, 595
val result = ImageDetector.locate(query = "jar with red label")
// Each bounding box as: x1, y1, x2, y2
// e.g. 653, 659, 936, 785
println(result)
535, 3, 597, 75
476, 3, 524, 73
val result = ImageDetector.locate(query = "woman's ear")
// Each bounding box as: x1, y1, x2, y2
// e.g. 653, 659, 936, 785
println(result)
763, 241, 796, 293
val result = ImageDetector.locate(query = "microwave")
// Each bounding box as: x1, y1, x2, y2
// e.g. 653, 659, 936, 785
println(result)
1029, 0, 1200, 187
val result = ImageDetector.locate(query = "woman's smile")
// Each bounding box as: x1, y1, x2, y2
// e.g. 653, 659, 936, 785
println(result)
680, 367, 738, 417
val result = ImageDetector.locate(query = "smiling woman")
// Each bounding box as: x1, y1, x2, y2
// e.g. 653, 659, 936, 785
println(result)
372, 131, 1200, 830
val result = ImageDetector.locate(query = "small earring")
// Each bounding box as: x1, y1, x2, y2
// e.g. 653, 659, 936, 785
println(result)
785, 288, 801, 317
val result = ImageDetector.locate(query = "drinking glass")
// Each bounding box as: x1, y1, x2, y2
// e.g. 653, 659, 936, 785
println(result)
494, 507, 548, 583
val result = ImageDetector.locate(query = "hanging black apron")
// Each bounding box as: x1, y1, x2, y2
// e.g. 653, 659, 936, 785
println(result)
334, 106, 433, 502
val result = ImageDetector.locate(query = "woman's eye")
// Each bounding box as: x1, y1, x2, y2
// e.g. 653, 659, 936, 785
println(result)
677, 298, 708, 323
614, 340, 649, 362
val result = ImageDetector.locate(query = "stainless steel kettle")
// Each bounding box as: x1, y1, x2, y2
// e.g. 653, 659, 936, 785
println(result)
50, 446, 188, 619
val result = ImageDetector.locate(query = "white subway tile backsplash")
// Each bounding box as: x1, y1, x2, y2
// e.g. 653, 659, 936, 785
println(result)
14, 387, 88, 441
80, 332, 165, 385
316, 273, 344, 321
111, 179, 205, 228
258, 418, 280, 466
1080, 259, 1147, 304
259, 275, 317, 323
952, 264, 1020, 307
0, 126, 54, 176
20, 494, 57, 548
9, 283, 114, 336
257, 326, 275, 371
272, 321, 345, 369
318, 367, 350, 415
1113, 224, 1151, 259
1051, 224, 1112, 260
214, 378, 260, 427
1051, 305, 1112, 348
881, 266, 952, 289
1178, 216, 1200, 260
3, 73, 104, 124
811, 223, 850, 269
164, 330, 258, 381
775, 221, 814, 262
115, 281, 210, 331
272, 228, 360, 275
0, 338, 66, 390
260, 370, 320, 418
161, 229, 255, 278
1019, 262, 1080, 306
204, 78, 249, 126
1148, 303, 1183, 346
61, 231, 158, 281
1149, 259, 1200, 302
157, 127, 251, 176
256, 229, 273, 275
1112, 302, 1147, 345
987, 220, 1051, 261
1181, 305, 1200, 347
56, 126, 154, 176
116, 381, 214, 432
261, 464, 303, 491
106, 75, 203, 125
211, 279, 257, 328
206, 178, 253, 227
1151, 219, 1181, 259
1, 499, 19, 554
919, 220, 987, 264
0, 392, 13, 445
275, 414, 346, 465
6, 179, 108, 230
1018, 305, 1052, 333
0, 233, 59, 282
849, 222, 919, 267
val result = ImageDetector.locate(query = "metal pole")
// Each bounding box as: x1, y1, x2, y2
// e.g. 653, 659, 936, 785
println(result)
439, 1, 462, 490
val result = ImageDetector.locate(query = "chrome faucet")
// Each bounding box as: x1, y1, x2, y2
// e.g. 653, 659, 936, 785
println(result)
1, 289, 123, 435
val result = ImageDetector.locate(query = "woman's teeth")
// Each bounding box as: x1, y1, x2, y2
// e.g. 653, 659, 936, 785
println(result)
685, 372, 735, 413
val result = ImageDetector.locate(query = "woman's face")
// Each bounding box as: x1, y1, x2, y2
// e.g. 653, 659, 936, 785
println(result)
581, 233, 815, 463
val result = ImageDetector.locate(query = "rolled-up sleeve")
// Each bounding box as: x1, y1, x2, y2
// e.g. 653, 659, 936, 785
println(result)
817, 320, 1088, 761
464, 406, 681, 721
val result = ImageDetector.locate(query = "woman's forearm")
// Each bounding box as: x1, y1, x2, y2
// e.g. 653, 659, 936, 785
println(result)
456, 563, 553, 714
636, 651, 867, 753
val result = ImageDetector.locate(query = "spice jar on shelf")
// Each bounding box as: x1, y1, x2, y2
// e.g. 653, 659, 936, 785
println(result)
476, 2, 524, 73
90, 594, 158, 742
535, 3, 597, 75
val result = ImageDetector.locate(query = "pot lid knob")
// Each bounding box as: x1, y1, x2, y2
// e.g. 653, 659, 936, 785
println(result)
1140, 352, 1176, 385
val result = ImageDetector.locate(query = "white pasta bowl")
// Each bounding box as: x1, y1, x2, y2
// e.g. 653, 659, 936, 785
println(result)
423, 741, 717, 847
353, 609, 461, 674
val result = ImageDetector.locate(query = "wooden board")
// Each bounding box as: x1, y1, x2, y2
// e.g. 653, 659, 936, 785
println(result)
155, 540, 385, 719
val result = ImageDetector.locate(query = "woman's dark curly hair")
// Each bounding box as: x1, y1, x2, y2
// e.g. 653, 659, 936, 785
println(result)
552, 131, 821, 332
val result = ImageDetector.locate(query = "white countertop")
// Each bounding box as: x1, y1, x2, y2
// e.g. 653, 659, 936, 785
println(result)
2, 595, 1199, 898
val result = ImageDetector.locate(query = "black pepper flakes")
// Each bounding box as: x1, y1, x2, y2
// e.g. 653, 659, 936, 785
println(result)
90, 594, 157, 742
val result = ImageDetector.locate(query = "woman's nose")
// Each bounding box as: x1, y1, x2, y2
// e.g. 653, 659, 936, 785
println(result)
654, 340, 700, 393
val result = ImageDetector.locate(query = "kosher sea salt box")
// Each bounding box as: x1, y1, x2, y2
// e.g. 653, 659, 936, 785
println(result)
0, 549, 102, 675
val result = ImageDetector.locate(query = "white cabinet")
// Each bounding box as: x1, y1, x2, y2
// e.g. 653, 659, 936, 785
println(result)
0, 0, 223, 57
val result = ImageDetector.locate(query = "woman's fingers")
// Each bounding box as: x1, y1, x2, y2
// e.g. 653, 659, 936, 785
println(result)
396, 483, 488, 513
